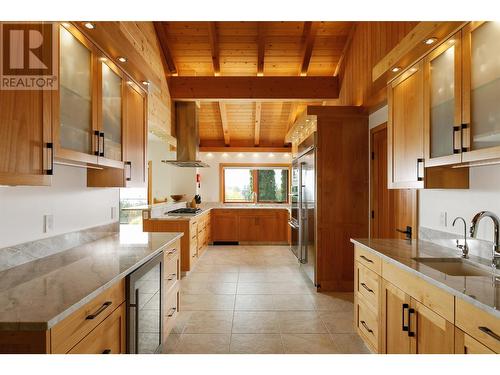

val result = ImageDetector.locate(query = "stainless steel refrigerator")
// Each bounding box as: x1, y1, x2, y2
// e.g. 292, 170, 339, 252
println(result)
289, 134, 316, 285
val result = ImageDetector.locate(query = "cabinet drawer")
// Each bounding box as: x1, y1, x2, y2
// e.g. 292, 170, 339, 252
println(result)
67, 303, 126, 354
354, 245, 382, 274
164, 254, 180, 294
357, 298, 379, 351
164, 285, 180, 338
456, 298, 500, 353
356, 262, 380, 314
164, 240, 180, 262
51, 279, 125, 354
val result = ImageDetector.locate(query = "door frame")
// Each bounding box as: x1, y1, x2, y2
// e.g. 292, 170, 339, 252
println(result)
370, 123, 387, 238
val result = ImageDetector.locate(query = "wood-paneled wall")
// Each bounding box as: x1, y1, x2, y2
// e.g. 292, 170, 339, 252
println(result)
336, 22, 419, 109
118, 22, 173, 140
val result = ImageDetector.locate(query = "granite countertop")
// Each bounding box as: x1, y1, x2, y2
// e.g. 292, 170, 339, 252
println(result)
351, 238, 500, 318
148, 204, 291, 221
0, 229, 183, 331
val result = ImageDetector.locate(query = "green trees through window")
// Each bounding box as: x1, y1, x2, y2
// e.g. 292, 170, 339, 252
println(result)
223, 166, 289, 203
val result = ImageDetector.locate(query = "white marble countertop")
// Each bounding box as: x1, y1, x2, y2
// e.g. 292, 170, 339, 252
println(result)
0, 228, 183, 331
351, 238, 500, 318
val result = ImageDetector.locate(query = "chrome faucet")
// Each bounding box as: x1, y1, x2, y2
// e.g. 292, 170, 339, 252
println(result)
452, 216, 469, 259
470, 211, 500, 268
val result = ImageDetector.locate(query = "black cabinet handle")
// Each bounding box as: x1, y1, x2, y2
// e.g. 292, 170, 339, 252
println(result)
478, 326, 500, 342
86, 301, 112, 320
46, 142, 54, 175
167, 307, 176, 317
402, 303, 409, 332
359, 255, 374, 264
167, 273, 176, 281
396, 226, 412, 241
360, 282, 374, 293
461, 124, 469, 152
102, 349, 111, 354
94, 130, 100, 156
408, 307, 415, 337
416, 158, 424, 182
453, 126, 461, 154
99, 132, 105, 157
125, 161, 132, 181
360, 320, 373, 334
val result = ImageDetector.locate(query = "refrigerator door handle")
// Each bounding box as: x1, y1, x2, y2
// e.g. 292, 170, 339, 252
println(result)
298, 162, 304, 262
301, 183, 308, 264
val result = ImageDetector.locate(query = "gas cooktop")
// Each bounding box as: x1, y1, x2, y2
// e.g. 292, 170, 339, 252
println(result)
166, 208, 202, 216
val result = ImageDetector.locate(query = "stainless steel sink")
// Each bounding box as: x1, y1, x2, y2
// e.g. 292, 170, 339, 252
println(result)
412, 257, 494, 277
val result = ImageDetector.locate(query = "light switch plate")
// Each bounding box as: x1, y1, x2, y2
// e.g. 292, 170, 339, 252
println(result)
439, 212, 447, 227
44, 214, 54, 233
111, 206, 117, 220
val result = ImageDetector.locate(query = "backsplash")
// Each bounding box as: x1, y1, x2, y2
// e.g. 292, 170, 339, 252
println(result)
419, 226, 493, 261
0, 222, 119, 272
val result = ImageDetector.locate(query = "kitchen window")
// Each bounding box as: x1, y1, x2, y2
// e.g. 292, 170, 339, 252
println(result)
220, 164, 290, 204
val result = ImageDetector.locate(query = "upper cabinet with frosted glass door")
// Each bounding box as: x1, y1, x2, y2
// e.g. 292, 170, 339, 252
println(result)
56, 24, 98, 165
461, 21, 500, 163
97, 58, 124, 168
423, 32, 463, 167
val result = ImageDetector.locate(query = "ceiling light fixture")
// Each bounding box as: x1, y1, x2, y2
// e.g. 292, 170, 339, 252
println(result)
126, 81, 133, 85
83, 22, 95, 30
391, 67, 401, 73
99, 57, 108, 62
141, 81, 150, 86
117, 56, 128, 63
423, 37, 438, 45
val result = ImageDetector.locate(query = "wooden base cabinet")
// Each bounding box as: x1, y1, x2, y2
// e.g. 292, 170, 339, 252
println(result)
381, 280, 412, 353
455, 328, 495, 354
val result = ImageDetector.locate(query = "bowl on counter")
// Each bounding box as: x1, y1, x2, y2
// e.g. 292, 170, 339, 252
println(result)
170, 194, 185, 202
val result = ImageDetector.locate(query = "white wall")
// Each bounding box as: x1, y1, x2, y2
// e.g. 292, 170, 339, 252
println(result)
0, 165, 119, 248
198, 151, 293, 202
147, 133, 196, 202
368, 105, 500, 242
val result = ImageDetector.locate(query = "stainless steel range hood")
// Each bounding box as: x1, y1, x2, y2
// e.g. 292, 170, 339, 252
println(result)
162, 102, 209, 168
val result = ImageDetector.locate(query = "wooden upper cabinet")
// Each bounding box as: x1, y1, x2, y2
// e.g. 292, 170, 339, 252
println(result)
424, 32, 463, 167
0, 89, 53, 186
388, 61, 425, 189
123, 83, 147, 187
56, 24, 98, 165
462, 21, 500, 163
97, 59, 124, 169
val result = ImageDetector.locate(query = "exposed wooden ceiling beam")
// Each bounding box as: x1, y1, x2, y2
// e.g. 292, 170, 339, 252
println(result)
334, 23, 356, 77
169, 76, 339, 100
257, 23, 266, 76
218, 102, 230, 146
254, 102, 262, 146
286, 103, 298, 134
207, 22, 220, 76
300, 21, 319, 76
153, 22, 178, 75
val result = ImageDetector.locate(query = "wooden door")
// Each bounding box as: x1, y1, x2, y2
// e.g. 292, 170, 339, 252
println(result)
371, 124, 418, 240
462, 21, 500, 163
423, 32, 463, 167
455, 328, 495, 354
0, 90, 53, 186
212, 212, 238, 242
123, 82, 147, 187
381, 281, 411, 354
410, 299, 454, 354
388, 61, 424, 189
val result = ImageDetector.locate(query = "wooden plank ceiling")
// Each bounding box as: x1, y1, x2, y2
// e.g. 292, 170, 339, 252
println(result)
155, 21, 354, 148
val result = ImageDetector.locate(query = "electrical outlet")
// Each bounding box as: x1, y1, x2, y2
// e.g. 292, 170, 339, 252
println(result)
44, 214, 54, 233
439, 212, 447, 227
111, 206, 117, 220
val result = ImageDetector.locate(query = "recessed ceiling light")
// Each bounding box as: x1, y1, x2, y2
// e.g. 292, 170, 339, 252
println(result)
126, 81, 133, 85
83, 22, 95, 30
423, 37, 438, 45
117, 56, 128, 63
99, 57, 108, 62
141, 81, 150, 86
410, 67, 418, 72
391, 67, 401, 73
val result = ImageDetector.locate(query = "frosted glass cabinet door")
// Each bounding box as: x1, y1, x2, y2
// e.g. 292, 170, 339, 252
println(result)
424, 32, 462, 166
101, 63, 123, 161
465, 22, 500, 154
59, 26, 93, 155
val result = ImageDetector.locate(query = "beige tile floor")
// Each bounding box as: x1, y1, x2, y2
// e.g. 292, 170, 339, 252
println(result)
163, 245, 369, 354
